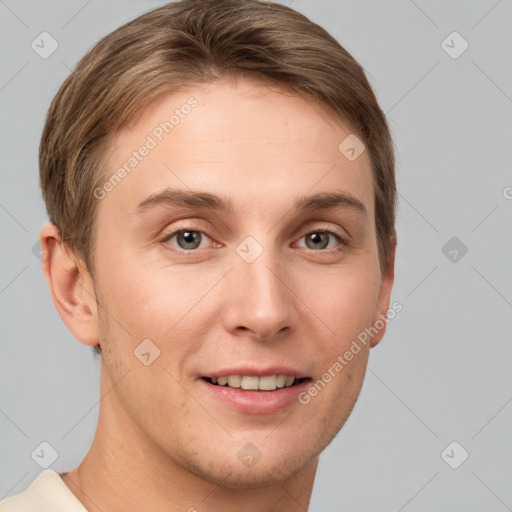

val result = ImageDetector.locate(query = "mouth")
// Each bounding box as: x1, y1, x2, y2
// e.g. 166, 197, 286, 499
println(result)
198, 367, 313, 414
201, 375, 310, 391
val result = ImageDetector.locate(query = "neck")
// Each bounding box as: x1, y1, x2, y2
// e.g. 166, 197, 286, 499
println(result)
61, 364, 318, 512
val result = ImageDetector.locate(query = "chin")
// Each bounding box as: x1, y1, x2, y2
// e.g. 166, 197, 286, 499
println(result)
173, 442, 317, 489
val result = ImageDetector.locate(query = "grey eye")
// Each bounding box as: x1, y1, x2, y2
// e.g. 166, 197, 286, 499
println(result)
174, 230, 203, 250
304, 232, 331, 250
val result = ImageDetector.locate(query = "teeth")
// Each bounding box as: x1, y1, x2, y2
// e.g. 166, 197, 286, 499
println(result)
241, 376, 259, 390
209, 374, 298, 391
227, 375, 241, 388
276, 375, 287, 388
258, 375, 276, 391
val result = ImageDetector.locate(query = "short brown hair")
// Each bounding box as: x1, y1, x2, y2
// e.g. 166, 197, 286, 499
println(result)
40, 0, 397, 355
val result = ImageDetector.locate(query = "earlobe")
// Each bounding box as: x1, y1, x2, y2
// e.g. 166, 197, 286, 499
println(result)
370, 236, 397, 348
39, 223, 100, 348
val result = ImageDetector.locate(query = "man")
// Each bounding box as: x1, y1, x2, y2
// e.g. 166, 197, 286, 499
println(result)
1, 0, 397, 510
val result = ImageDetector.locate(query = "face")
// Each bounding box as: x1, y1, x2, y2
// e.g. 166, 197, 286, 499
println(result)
88, 78, 394, 487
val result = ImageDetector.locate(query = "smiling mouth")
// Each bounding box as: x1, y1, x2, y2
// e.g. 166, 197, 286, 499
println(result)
201, 375, 310, 391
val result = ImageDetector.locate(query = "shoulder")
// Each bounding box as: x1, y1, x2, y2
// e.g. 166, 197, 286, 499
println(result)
0, 470, 87, 512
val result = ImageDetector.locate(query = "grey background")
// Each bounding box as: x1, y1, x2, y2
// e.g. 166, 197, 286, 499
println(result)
1, 0, 511, 510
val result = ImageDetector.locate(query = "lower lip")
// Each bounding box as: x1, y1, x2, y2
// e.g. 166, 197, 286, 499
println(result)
198, 378, 311, 415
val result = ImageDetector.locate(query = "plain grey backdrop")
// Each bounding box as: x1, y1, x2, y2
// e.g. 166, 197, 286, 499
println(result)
1, 0, 511, 510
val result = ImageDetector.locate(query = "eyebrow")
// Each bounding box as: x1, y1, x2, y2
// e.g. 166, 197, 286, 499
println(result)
135, 188, 367, 217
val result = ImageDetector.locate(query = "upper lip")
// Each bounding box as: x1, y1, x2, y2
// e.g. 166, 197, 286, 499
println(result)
200, 366, 310, 379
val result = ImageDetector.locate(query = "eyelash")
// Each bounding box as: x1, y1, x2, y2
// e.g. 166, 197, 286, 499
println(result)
159, 225, 350, 254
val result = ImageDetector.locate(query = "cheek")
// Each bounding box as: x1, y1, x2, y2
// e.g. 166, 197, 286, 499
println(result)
301, 265, 379, 419
97, 257, 189, 330
96, 257, 221, 366
301, 264, 381, 348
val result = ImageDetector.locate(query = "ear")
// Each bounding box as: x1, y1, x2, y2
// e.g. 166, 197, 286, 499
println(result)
369, 235, 397, 348
39, 223, 100, 348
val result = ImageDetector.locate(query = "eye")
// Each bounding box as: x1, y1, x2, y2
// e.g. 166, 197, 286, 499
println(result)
296, 230, 347, 251
160, 226, 348, 254
163, 229, 212, 251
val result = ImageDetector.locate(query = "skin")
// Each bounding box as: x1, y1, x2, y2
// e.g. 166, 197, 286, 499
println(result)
40, 77, 395, 512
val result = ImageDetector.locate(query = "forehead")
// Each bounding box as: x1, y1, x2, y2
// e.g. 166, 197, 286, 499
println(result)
99, 78, 374, 222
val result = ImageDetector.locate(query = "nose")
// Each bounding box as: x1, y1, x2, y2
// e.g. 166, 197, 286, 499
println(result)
220, 244, 298, 341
